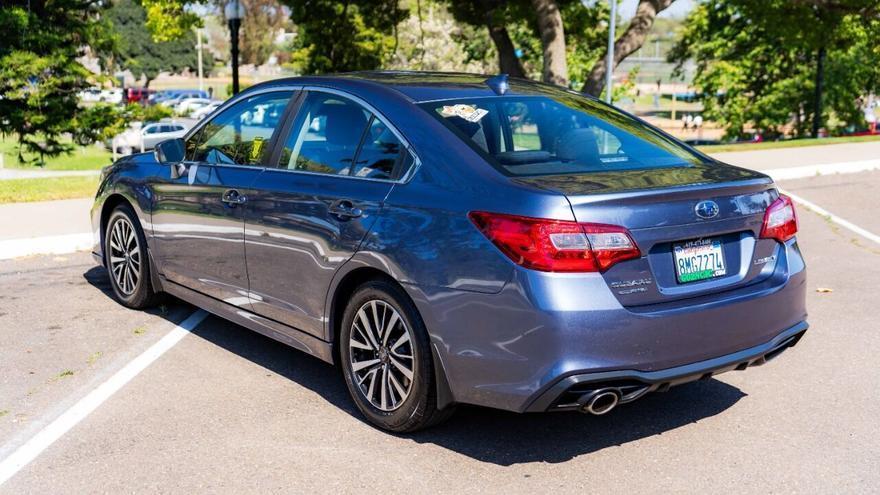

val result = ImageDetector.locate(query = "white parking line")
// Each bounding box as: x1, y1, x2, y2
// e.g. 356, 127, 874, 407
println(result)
0, 310, 208, 487
782, 189, 880, 245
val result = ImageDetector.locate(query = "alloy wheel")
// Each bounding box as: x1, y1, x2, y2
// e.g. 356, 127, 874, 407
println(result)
348, 300, 415, 412
108, 217, 141, 295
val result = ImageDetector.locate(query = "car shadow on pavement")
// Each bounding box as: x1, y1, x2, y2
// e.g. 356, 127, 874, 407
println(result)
415, 380, 745, 465
85, 266, 747, 466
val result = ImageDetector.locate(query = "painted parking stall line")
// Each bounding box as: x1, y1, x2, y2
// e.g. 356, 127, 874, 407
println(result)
781, 189, 880, 246
0, 310, 209, 487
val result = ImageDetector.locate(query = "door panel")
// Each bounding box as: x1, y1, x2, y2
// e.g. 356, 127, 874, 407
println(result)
151, 164, 261, 307
151, 90, 295, 307
244, 90, 412, 338
245, 171, 393, 337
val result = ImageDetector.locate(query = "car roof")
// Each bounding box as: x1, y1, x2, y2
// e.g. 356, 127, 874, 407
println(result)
242, 70, 585, 103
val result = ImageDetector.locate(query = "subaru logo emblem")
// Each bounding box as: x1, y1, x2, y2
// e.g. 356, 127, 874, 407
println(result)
695, 200, 720, 219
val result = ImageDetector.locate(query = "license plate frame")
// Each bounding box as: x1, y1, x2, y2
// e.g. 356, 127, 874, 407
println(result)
672, 238, 727, 284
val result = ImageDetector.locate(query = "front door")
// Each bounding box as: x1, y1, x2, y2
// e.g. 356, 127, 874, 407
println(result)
245, 90, 416, 339
151, 90, 294, 306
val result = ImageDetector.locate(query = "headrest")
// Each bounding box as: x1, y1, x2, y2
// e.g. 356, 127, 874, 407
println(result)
318, 103, 368, 145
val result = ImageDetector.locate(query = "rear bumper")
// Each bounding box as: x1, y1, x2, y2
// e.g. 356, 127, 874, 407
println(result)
523, 320, 807, 412
407, 239, 807, 413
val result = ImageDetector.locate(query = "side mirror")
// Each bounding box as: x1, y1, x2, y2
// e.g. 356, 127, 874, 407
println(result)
154, 138, 185, 164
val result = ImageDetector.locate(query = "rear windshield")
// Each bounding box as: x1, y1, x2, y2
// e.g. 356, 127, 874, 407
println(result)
419, 94, 704, 177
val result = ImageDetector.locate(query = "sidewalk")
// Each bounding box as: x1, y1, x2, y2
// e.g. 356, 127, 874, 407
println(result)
0, 199, 94, 260
709, 140, 880, 170
0, 169, 101, 180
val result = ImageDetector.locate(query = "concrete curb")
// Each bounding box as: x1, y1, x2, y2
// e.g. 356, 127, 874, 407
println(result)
0, 233, 94, 261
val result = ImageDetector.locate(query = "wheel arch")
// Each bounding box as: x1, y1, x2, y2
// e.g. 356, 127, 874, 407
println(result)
326, 264, 455, 410
100, 192, 164, 293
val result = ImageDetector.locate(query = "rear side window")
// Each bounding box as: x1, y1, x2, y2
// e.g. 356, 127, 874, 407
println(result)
279, 91, 413, 181
185, 91, 292, 166
420, 95, 704, 177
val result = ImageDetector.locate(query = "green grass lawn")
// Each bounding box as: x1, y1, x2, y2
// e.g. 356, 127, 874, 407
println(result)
0, 176, 100, 204
0, 137, 111, 171
697, 134, 880, 153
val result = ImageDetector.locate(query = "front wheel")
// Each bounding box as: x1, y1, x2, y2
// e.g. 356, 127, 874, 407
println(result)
104, 205, 161, 309
340, 280, 453, 432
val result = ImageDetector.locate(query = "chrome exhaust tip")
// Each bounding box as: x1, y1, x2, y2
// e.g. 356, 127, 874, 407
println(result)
580, 389, 621, 415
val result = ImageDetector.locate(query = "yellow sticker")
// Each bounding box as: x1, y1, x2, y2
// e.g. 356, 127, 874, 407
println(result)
250, 137, 265, 163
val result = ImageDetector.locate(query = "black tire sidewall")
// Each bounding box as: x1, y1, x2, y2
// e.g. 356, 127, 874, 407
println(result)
340, 281, 433, 432
104, 205, 152, 308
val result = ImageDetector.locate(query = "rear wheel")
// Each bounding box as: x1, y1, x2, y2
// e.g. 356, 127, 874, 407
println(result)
340, 280, 453, 432
104, 205, 161, 309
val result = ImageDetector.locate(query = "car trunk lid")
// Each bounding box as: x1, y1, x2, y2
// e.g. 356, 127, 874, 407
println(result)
515, 163, 782, 306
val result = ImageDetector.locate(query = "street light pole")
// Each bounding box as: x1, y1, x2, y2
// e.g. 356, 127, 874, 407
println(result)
605, 0, 617, 104
225, 0, 245, 96
196, 28, 204, 93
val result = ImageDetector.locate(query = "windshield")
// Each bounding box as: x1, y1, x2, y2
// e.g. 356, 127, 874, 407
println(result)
419, 94, 705, 177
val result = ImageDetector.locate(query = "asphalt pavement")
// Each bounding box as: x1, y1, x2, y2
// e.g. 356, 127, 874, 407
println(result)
1, 145, 878, 493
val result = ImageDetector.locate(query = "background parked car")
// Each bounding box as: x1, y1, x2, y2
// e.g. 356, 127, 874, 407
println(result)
189, 100, 223, 119
175, 98, 218, 115
78, 88, 123, 104
105, 121, 188, 153
125, 87, 155, 104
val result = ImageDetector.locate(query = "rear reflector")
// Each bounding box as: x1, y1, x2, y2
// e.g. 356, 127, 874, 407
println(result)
468, 211, 641, 272
760, 194, 798, 243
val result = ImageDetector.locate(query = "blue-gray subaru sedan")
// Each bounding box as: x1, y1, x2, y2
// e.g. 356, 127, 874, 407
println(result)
90, 72, 807, 432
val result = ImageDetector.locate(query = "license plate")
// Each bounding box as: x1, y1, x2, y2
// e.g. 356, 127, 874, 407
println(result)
673, 238, 726, 283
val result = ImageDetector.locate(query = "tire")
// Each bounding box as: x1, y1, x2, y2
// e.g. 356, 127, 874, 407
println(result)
104, 204, 162, 309
340, 280, 454, 432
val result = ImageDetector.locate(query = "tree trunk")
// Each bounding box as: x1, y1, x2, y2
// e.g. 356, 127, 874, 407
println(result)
478, 0, 526, 78
531, 0, 568, 86
582, 0, 675, 96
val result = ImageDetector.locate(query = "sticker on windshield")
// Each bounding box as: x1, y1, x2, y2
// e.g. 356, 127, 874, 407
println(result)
439, 104, 489, 123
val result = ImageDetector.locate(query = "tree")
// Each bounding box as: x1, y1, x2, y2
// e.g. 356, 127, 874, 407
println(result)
240, 0, 290, 66
531, 0, 567, 85
445, 0, 526, 77
669, 0, 880, 139
582, 0, 676, 96
107, 0, 209, 87
0, 0, 115, 164
285, 0, 407, 74
445, 0, 607, 85
388, 1, 495, 73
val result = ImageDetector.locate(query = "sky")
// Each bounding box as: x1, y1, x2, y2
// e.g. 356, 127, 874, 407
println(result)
619, 0, 695, 20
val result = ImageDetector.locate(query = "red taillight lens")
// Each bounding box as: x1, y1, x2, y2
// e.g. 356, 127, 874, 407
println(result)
760, 194, 798, 243
468, 211, 640, 272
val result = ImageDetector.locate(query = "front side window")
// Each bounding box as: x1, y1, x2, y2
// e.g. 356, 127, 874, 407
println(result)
186, 91, 292, 166
279, 92, 410, 180
420, 95, 704, 177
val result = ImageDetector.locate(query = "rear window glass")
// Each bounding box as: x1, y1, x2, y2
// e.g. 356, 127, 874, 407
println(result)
419, 95, 704, 177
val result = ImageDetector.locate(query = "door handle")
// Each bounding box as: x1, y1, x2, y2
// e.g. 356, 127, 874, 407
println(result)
221, 189, 247, 206
329, 199, 363, 219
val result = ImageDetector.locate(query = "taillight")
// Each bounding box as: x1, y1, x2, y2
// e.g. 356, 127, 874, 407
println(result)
468, 211, 640, 272
760, 194, 798, 243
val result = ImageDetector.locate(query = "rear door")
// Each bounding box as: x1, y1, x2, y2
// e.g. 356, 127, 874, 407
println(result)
244, 89, 416, 339
151, 90, 295, 306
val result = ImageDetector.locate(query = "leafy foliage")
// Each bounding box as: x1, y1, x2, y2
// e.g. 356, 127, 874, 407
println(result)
140, 0, 206, 42
670, 0, 880, 139
0, 0, 114, 164
285, 0, 408, 74
444, 0, 609, 85
107, 0, 212, 86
